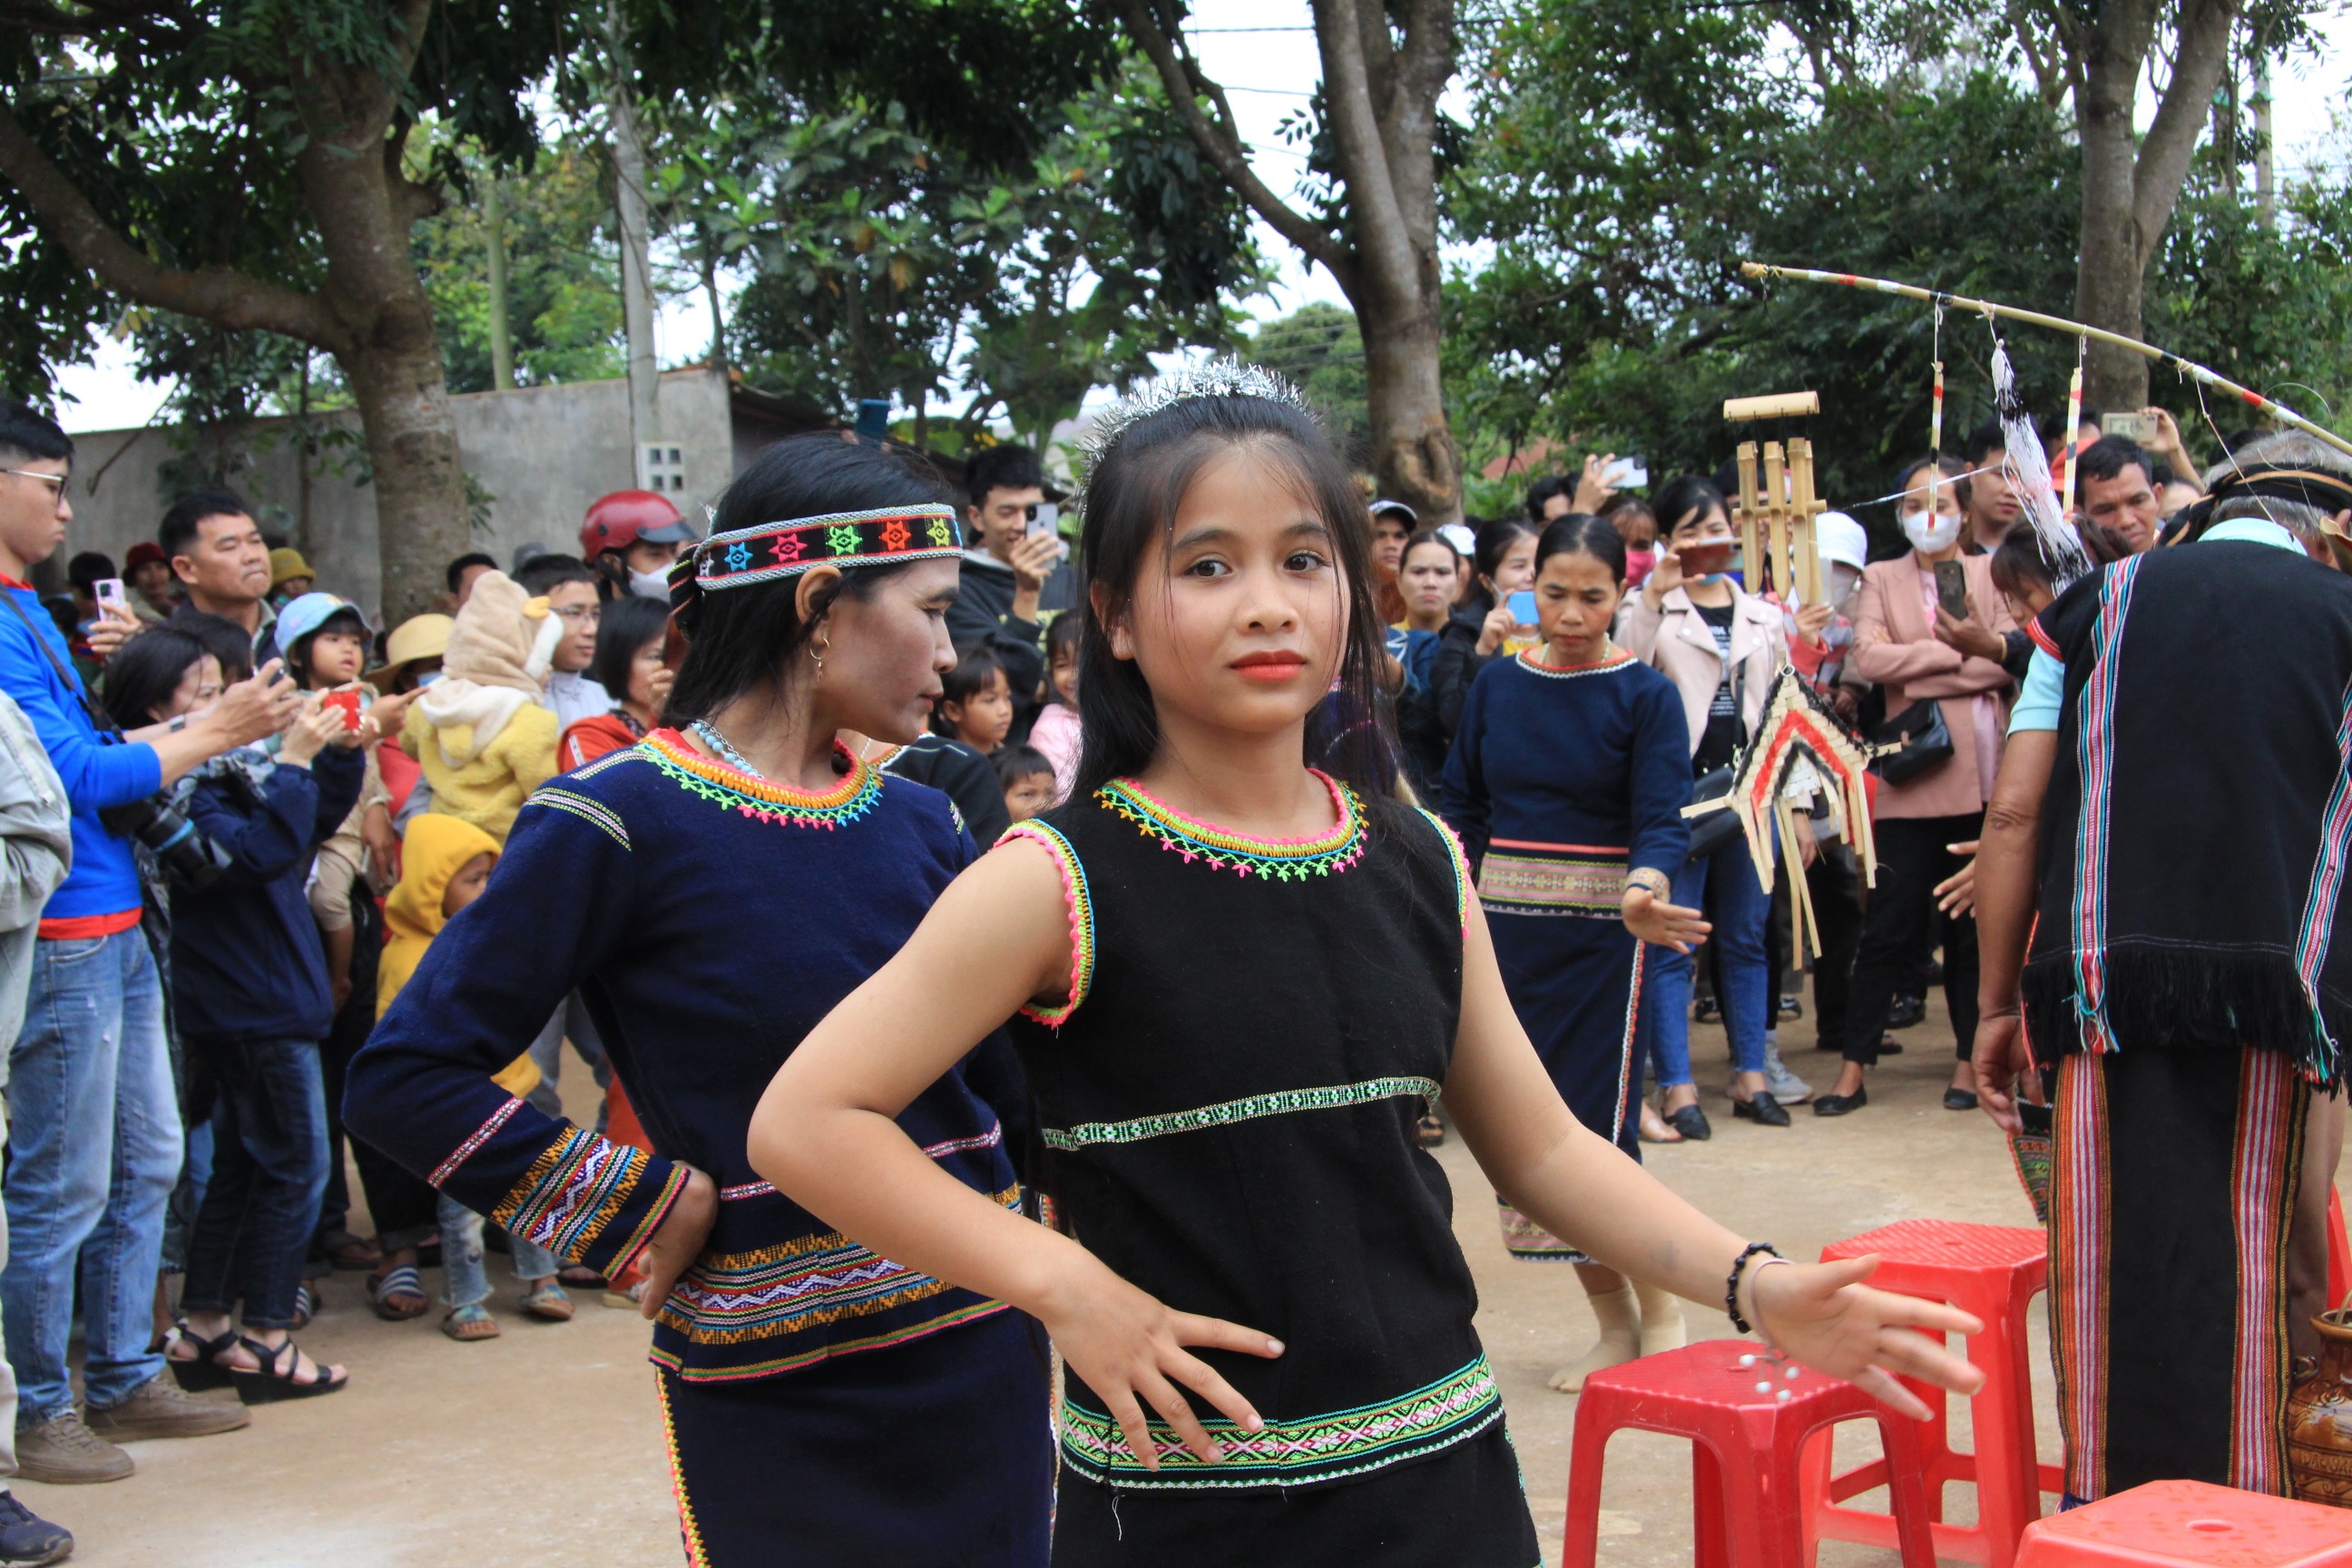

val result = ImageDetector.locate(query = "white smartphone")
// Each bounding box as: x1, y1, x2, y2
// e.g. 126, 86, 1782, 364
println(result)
93, 578, 128, 617
1025, 502, 1060, 539
1606, 456, 1649, 490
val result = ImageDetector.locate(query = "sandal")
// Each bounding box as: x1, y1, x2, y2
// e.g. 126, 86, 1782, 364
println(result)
602, 1279, 649, 1311
157, 1322, 240, 1393
1638, 1103, 1683, 1144
557, 1264, 606, 1289
324, 1230, 382, 1272
440, 1303, 501, 1342
230, 1336, 348, 1405
368, 1265, 429, 1321
519, 1279, 574, 1322
1414, 1112, 1446, 1148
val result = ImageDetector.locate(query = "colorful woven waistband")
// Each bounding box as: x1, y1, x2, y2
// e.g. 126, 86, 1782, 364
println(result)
1476, 847, 1627, 917
692, 505, 963, 591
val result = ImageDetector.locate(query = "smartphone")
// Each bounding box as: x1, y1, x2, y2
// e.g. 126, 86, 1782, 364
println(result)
320, 689, 363, 732
1605, 456, 1649, 490
1934, 559, 1971, 619
1506, 589, 1539, 629
2101, 410, 2154, 443
1024, 502, 1059, 540
1677, 539, 1735, 579
93, 578, 127, 617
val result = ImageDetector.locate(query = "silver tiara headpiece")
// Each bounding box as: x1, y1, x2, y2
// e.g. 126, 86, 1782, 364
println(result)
1079, 358, 1315, 479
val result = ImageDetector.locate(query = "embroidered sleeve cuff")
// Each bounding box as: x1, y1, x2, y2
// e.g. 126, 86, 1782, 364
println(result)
487, 1126, 683, 1275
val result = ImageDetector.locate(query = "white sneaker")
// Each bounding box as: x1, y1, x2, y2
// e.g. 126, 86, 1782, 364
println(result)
1762, 1042, 1811, 1103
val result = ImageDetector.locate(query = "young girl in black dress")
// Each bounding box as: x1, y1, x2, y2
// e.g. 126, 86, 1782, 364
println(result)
748, 367, 1983, 1563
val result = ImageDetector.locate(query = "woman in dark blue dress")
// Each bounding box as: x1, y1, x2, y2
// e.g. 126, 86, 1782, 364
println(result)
1439, 514, 1704, 1396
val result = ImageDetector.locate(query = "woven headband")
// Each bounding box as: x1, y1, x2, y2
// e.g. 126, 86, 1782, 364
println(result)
2170, 464, 2352, 546
687, 504, 963, 592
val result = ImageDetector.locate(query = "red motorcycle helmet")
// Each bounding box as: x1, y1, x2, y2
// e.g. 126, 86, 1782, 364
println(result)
580, 490, 695, 564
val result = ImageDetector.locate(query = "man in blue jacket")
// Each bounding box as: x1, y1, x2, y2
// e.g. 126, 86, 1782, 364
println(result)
0, 404, 301, 1484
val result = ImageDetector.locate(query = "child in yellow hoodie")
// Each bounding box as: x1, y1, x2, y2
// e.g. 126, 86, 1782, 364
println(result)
377, 813, 572, 1338
400, 570, 560, 843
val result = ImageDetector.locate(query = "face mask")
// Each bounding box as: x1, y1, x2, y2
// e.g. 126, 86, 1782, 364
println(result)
1623, 547, 1656, 584
1827, 563, 1862, 613
629, 567, 672, 601
1900, 510, 1963, 554
415, 671, 441, 688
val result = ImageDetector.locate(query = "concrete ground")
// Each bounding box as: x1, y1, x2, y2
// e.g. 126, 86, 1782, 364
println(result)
46, 1003, 2351, 1567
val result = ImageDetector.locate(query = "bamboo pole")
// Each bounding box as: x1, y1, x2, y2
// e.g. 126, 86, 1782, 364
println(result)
1739, 261, 2352, 462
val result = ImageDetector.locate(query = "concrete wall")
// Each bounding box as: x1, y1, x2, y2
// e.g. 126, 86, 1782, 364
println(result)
61, 367, 738, 622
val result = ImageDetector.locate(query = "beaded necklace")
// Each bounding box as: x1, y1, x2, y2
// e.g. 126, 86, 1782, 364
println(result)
643, 727, 880, 830
1097, 770, 1365, 881
691, 720, 765, 778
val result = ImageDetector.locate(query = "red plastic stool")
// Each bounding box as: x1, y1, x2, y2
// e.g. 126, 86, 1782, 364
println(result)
1803, 1220, 2060, 1568
2014, 1478, 2352, 1566
2328, 1187, 2348, 1309
1564, 1338, 1938, 1568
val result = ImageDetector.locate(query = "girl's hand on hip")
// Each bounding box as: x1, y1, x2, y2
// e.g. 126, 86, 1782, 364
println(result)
1038, 1258, 1283, 1470
1747, 1254, 1984, 1419
1622, 886, 1710, 953
636, 1165, 717, 1320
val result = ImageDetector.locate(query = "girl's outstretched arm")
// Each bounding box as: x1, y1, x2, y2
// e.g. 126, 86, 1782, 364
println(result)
1444, 904, 1985, 1417
749, 837, 1282, 1469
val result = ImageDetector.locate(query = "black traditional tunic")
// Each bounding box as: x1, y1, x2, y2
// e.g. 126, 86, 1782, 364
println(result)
1003, 773, 1540, 1565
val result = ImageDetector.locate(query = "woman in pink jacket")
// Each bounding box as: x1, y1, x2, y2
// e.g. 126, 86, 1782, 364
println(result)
1817, 456, 2016, 1117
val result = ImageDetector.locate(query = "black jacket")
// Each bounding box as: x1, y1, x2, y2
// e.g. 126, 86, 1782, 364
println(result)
945, 552, 1047, 720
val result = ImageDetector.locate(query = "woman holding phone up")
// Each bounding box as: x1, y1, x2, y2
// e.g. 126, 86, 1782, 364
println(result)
1621, 477, 1815, 1138
1823, 456, 2015, 1117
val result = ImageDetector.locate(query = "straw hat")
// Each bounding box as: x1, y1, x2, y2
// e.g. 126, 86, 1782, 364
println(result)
367, 612, 455, 691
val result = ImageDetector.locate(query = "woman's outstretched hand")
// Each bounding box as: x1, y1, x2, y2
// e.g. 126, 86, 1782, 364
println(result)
1748, 1254, 1984, 1419
1622, 886, 1710, 954
1037, 1259, 1284, 1470
636, 1165, 717, 1320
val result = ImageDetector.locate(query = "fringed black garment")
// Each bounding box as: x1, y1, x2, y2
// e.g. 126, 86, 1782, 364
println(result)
2022, 536, 2347, 1502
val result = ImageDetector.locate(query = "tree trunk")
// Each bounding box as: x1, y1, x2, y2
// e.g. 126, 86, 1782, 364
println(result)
2069, 0, 2241, 411
1359, 292, 1456, 521
485, 174, 514, 391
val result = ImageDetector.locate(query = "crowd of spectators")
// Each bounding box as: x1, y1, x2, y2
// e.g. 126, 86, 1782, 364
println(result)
0, 390, 2248, 1563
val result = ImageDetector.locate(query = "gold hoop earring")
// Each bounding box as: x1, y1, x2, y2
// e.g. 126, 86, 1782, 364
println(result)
809, 634, 829, 676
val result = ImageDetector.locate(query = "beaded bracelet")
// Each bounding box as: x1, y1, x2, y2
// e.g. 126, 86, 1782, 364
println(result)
1725, 1241, 1784, 1334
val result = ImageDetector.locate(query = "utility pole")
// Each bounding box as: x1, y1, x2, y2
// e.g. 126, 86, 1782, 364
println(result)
607, 0, 661, 456
484, 174, 514, 392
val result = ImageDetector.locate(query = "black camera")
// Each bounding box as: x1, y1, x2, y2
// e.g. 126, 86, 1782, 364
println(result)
101, 794, 230, 891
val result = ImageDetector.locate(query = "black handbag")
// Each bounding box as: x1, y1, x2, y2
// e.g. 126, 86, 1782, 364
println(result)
1871, 699, 1954, 786
1685, 765, 1743, 861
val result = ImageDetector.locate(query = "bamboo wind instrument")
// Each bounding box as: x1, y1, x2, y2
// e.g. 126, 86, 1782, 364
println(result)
1739, 261, 2352, 462
1727, 398, 1827, 607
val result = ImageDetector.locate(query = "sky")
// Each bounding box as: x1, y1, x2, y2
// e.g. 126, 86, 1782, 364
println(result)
51, 3, 2352, 434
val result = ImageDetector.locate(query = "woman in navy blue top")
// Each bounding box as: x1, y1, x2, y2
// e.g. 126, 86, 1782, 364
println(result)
1440, 514, 1706, 1396
348, 436, 1052, 1566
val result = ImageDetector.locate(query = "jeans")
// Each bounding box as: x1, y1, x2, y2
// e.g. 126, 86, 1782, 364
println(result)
1842, 813, 1983, 1066
525, 994, 608, 1126
436, 1192, 561, 1310
1, 929, 181, 1421
179, 1038, 329, 1330
1650, 835, 1773, 1085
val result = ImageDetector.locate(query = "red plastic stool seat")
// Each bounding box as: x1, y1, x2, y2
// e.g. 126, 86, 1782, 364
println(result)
1805, 1219, 2058, 1568
1564, 1338, 1938, 1568
2014, 1479, 2352, 1566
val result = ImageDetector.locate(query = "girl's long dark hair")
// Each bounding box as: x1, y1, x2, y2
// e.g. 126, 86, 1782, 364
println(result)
1073, 394, 1393, 799
1464, 517, 1540, 616
666, 435, 956, 727
102, 625, 209, 730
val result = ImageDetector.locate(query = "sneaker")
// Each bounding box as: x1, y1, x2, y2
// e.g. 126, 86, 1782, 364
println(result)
13, 1411, 130, 1485
0, 1490, 72, 1564
83, 1373, 250, 1442
1761, 1042, 1811, 1104
1778, 994, 1803, 1021
1887, 993, 1926, 1029
1690, 995, 1721, 1025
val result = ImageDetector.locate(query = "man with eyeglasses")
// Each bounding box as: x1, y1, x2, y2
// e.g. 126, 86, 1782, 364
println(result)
0, 403, 301, 1490
514, 554, 613, 730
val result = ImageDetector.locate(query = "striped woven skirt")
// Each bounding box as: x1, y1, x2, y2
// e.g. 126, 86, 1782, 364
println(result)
656, 1307, 1053, 1565
1481, 845, 1649, 1262
2049, 1045, 2333, 1501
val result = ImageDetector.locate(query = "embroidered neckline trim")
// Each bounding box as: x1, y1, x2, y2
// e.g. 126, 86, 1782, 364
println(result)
641, 729, 880, 828
1098, 770, 1364, 879
1515, 648, 1638, 678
